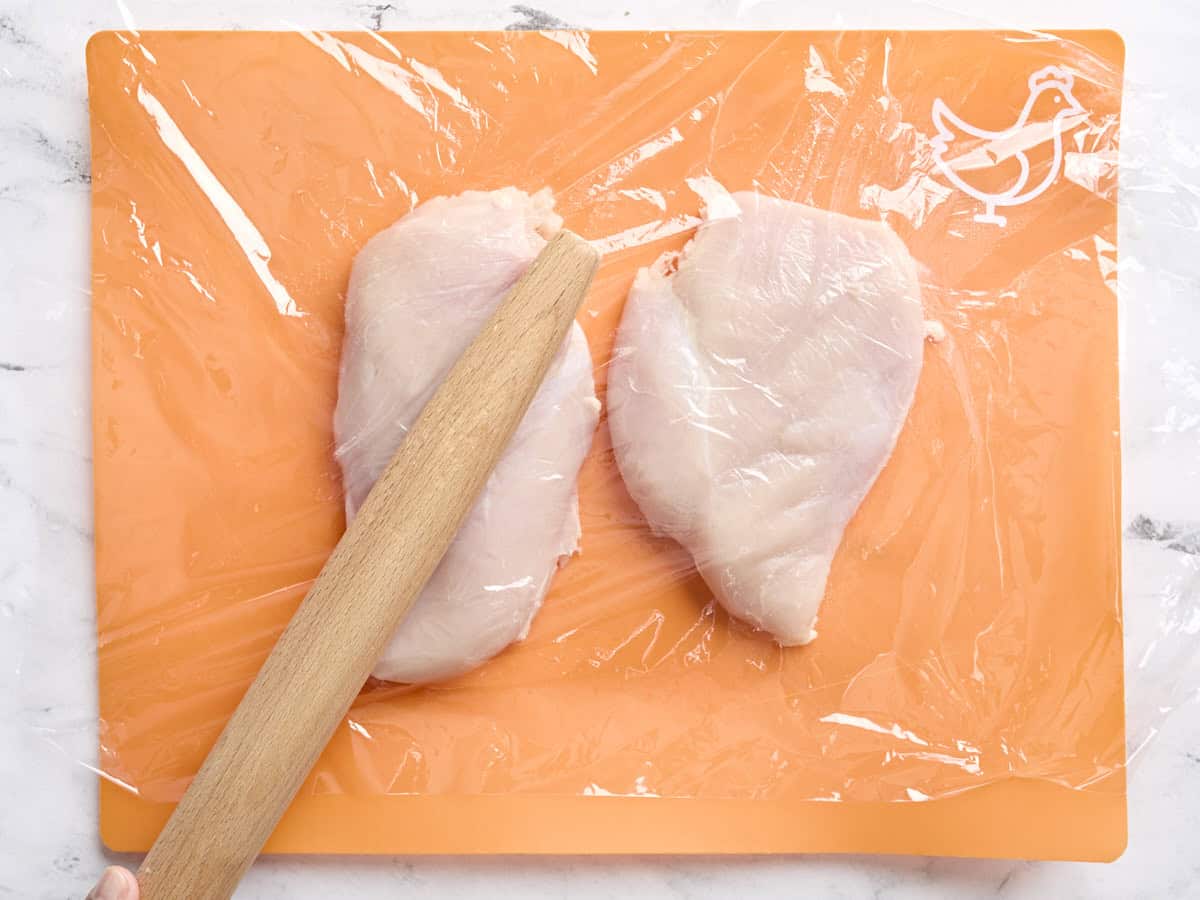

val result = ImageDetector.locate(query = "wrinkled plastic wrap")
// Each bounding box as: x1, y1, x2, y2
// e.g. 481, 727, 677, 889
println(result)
82, 27, 1176, 857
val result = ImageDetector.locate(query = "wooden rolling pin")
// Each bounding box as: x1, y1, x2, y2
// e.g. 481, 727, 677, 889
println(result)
136, 230, 600, 900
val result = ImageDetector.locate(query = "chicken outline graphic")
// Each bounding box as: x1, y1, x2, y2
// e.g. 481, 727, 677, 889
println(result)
931, 66, 1087, 226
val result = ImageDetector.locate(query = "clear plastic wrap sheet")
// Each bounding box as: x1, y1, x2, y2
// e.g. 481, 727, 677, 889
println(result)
72, 23, 1197, 858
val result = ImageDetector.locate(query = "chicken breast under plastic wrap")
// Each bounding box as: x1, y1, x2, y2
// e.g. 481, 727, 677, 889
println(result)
334, 188, 600, 684
608, 192, 925, 645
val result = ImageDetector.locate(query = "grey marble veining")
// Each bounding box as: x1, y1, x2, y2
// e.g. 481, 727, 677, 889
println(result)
1, 1, 1198, 898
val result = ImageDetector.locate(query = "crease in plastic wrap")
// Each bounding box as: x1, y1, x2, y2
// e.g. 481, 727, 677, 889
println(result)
80, 26, 1194, 855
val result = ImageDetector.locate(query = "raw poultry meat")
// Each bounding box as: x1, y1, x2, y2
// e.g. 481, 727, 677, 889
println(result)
607, 192, 925, 645
334, 187, 600, 683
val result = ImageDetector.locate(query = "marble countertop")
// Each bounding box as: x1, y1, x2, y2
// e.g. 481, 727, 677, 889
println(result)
2, 0, 1198, 897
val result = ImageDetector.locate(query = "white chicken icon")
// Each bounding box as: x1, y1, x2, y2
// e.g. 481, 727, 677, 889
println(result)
931, 66, 1087, 226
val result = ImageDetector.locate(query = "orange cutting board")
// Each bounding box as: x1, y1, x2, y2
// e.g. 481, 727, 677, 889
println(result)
88, 29, 1126, 859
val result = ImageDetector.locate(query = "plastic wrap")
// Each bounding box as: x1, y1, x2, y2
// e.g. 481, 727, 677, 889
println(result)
81, 26, 1168, 858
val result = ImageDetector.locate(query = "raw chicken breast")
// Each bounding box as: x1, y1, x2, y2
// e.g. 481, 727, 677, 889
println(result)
608, 192, 925, 645
334, 188, 600, 683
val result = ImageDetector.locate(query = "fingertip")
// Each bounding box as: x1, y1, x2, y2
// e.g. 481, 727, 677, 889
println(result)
87, 865, 139, 900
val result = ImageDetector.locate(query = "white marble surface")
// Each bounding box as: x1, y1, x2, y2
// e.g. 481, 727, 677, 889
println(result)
1, 0, 1198, 897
